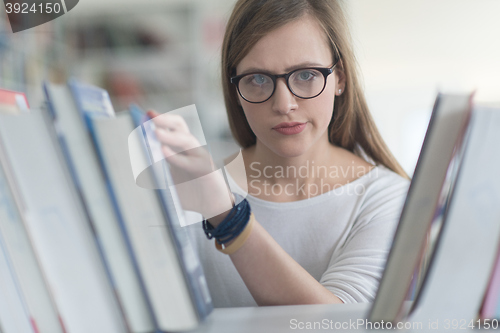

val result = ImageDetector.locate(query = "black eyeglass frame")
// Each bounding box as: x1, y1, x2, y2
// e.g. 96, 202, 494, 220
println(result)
230, 60, 339, 104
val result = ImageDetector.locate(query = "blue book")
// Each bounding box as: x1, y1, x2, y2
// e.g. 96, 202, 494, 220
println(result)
129, 104, 213, 321
67, 79, 114, 119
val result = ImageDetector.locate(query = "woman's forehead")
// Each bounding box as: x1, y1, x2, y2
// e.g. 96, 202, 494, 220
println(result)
236, 15, 332, 74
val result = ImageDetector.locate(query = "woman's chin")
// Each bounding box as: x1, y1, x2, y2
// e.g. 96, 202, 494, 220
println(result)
268, 143, 310, 159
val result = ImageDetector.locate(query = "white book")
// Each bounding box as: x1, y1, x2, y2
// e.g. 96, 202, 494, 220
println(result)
0, 110, 126, 333
0, 152, 63, 333
0, 231, 34, 333
44, 82, 154, 333
410, 106, 500, 322
369, 93, 473, 323
90, 113, 199, 331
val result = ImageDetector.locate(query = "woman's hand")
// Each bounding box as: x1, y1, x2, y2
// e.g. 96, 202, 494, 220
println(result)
147, 110, 233, 223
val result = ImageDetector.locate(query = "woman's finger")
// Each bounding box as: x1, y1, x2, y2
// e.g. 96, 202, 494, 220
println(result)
155, 129, 201, 155
161, 145, 213, 176
147, 110, 159, 118
148, 110, 190, 134
161, 145, 188, 166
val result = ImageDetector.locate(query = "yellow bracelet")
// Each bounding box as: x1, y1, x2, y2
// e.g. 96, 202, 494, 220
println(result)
215, 213, 255, 255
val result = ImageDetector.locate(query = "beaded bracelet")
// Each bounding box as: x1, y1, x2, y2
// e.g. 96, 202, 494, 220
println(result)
202, 193, 251, 247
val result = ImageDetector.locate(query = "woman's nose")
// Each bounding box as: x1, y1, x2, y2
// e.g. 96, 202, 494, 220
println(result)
271, 78, 298, 115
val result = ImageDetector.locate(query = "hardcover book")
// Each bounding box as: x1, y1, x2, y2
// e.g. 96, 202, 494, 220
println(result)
369, 93, 473, 323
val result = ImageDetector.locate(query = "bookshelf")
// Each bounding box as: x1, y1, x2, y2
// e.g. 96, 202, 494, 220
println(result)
1, 0, 234, 141
57, 0, 233, 142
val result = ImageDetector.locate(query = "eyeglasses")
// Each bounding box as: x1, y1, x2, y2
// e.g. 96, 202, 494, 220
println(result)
230, 61, 338, 104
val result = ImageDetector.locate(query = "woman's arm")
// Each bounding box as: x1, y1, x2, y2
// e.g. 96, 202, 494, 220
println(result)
227, 218, 343, 305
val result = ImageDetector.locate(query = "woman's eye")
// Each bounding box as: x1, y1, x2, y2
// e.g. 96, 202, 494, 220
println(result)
296, 70, 316, 81
251, 74, 268, 85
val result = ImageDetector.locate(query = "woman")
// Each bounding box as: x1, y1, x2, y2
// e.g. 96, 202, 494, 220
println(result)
150, 0, 409, 307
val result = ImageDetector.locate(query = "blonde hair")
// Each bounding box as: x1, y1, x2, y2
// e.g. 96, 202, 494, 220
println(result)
221, 0, 408, 178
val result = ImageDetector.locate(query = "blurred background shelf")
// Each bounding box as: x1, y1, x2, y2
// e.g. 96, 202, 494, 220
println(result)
60, 0, 232, 141
0, 0, 233, 142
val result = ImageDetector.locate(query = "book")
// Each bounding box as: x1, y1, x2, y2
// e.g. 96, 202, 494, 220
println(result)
128, 104, 213, 320
45, 81, 154, 333
0, 88, 29, 114
0, 226, 34, 333
369, 93, 473, 323
481, 247, 500, 319
0, 143, 64, 333
410, 105, 500, 322
88, 110, 207, 331
0, 109, 126, 333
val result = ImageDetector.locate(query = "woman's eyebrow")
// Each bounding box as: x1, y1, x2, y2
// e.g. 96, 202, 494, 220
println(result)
238, 62, 326, 76
284, 62, 325, 72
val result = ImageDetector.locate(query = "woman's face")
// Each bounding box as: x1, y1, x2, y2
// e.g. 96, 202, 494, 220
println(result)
235, 15, 345, 158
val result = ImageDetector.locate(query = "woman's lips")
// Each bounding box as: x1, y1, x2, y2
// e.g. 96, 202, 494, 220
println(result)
272, 122, 307, 135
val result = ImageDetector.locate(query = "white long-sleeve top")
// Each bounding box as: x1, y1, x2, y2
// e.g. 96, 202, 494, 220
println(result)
186, 165, 410, 307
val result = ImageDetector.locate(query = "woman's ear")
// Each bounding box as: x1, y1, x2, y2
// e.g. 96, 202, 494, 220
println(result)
335, 60, 346, 96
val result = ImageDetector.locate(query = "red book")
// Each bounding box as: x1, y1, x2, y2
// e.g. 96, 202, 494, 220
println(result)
0, 88, 30, 113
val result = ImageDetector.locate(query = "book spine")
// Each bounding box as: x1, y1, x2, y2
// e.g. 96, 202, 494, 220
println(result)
85, 115, 161, 332
157, 187, 213, 319
481, 248, 500, 319
130, 105, 212, 319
